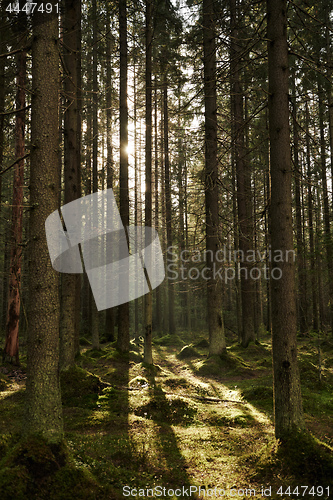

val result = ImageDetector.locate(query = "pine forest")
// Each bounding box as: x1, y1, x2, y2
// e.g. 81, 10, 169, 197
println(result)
0, 0, 333, 498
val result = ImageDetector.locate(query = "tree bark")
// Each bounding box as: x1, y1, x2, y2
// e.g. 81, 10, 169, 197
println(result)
164, 82, 176, 335
117, 0, 130, 352
305, 99, 319, 331
267, 0, 304, 440
25, 1, 63, 442
75, 0, 82, 357
60, 0, 80, 369
230, 0, 255, 348
105, 2, 115, 342
3, 7, 26, 365
154, 81, 161, 332
203, 0, 226, 356
91, 0, 99, 350
0, 5, 5, 331
291, 70, 307, 334
144, 0, 153, 364
318, 81, 333, 335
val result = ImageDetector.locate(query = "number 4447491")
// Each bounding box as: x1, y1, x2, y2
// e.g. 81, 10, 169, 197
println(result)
277, 486, 330, 497
6, 3, 59, 14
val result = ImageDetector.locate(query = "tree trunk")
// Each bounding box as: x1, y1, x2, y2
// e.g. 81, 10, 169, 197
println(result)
315, 188, 325, 331
325, 8, 333, 215
154, 81, 161, 332
105, 2, 115, 342
178, 92, 187, 329
60, 0, 80, 369
265, 113, 273, 336
75, 0, 82, 357
291, 70, 307, 334
305, 99, 319, 331
230, 0, 255, 348
3, 8, 26, 365
160, 88, 167, 334
25, 2, 63, 442
82, 75, 92, 333
318, 81, 333, 335
0, 7, 5, 331
267, 0, 304, 440
144, 0, 153, 364
91, 0, 99, 350
164, 82, 176, 334
117, 0, 130, 352
203, 0, 226, 356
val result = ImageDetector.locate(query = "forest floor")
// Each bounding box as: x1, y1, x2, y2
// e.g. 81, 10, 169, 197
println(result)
0, 330, 333, 499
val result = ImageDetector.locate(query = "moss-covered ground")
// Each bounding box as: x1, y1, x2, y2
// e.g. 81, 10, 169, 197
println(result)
0, 330, 332, 499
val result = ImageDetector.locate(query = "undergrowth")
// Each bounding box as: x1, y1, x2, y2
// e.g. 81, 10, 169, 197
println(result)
0, 333, 331, 498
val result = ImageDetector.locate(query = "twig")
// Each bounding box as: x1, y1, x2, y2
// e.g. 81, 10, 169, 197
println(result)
0, 105, 31, 117
0, 47, 29, 59
0, 152, 30, 176
122, 385, 245, 404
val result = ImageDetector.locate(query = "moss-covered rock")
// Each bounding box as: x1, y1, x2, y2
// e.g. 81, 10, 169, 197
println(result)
196, 352, 253, 377
194, 338, 209, 348
60, 366, 105, 408
0, 436, 103, 499
253, 432, 333, 487
129, 350, 142, 363
177, 345, 200, 359
135, 395, 197, 425
153, 334, 185, 347
242, 385, 273, 402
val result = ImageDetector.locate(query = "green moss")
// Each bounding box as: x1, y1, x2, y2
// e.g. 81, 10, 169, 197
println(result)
302, 386, 333, 417
0, 330, 331, 497
194, 338, 209, 348
196, 352, 253, 377
135, 395, 197, 425
153, 334, 185, 346
0, 433, 15, 457
0, 374, 10, 392
0, 436, 104, 499
177, 345, 200, 359
129, 340, 141, 353
242, 385, 273, 401
253, 432, 333, 487
206, 411, 255, 428
164, 377, 189, 389
0, 465, 30, 499
50, 465, 100, 499
0, 437, 67, 498
60, 366, 104, 408
129, 350, 142, 363
88, 348, 104, 358
79, 337, 92, 346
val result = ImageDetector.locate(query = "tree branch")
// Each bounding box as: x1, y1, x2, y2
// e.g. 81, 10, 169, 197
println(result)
0, 152, 30, 176
0, 105, 31, 117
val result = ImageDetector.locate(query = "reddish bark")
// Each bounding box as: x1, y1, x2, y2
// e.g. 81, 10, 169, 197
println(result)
3, 34, 26, 365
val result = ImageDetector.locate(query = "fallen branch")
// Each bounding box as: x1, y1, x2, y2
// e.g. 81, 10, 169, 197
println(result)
121, 385, 245, 404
